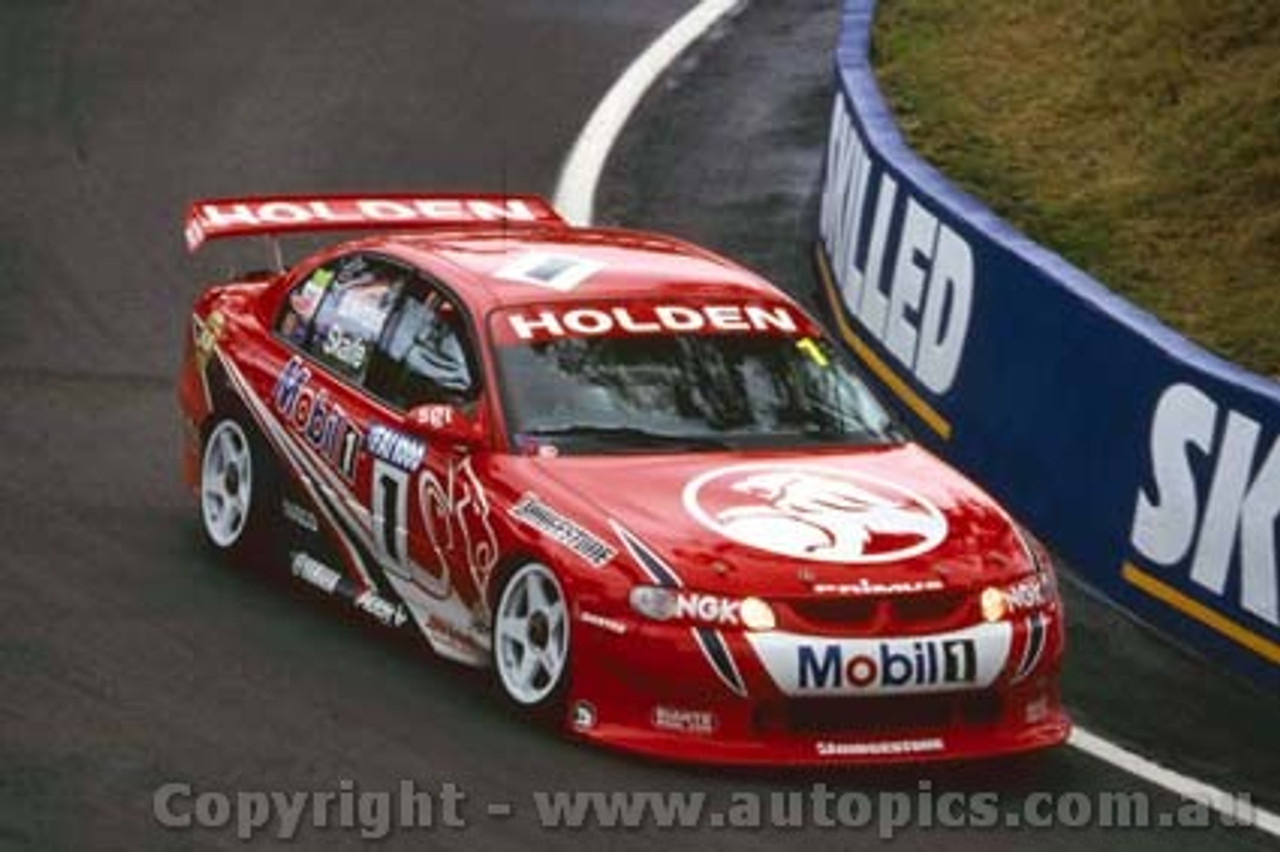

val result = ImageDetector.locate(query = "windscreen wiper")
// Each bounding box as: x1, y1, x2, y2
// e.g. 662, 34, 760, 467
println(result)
522, 424, 730, 451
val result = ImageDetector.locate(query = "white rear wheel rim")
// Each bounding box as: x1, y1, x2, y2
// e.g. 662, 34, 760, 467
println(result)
495, 563, 569, 705
201, 420, 253, 548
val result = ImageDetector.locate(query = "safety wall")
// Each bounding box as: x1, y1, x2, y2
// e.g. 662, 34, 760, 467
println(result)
816, 0, 1279, 687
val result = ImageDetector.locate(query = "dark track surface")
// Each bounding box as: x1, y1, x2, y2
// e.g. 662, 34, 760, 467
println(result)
0, 2, 1275, 850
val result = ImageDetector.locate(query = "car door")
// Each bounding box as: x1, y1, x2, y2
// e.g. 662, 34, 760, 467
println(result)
273, 253, 411, 585
361, 274, 499, 643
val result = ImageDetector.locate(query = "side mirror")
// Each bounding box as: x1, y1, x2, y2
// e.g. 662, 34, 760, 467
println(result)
405, 403, 484, 448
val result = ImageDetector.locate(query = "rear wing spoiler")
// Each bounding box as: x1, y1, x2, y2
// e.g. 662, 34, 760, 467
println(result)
183, 193, 565, 253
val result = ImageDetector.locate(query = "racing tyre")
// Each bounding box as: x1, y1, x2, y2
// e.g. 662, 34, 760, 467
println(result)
493, 562, 571, 714
199, 416, 278, 561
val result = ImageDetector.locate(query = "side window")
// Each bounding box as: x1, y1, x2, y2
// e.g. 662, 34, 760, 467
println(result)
276, 261, 338, 347
368, 283, 477, 409
306, 256, 405, 382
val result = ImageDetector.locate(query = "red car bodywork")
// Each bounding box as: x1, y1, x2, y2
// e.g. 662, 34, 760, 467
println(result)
177, 194, 1069, 766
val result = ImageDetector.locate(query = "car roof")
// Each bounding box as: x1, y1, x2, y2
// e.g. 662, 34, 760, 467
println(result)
339, 225, 789, 313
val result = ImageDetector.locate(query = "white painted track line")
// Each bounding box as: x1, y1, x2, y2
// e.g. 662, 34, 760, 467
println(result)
552, 0, 741, 226
1070, 726, 1280, 837
551, 0, 1280, 840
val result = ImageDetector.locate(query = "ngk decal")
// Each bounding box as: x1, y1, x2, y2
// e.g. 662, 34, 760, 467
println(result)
1004, 575, 1049, 613
676, 593, 741, 626
683, 462, 947, 564
747, 623, 1012, 696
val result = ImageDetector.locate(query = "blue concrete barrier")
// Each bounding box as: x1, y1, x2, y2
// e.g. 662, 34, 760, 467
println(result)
816, 0, 1279, 687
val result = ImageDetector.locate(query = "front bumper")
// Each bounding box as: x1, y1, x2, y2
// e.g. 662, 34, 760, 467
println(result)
564, 609, 1069, 767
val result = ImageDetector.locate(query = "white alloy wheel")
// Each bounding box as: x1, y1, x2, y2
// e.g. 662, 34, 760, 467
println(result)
494, 562, 570, 706
201, 419, 254, 549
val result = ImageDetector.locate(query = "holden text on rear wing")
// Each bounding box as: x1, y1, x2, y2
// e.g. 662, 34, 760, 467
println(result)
183, 193, 564, 252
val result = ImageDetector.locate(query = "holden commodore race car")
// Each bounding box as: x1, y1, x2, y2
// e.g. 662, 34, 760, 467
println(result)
177, 193, 1069, 765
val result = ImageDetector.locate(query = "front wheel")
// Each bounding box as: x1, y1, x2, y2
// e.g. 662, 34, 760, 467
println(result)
199, 416, 276, 559
492, 562, 571, 710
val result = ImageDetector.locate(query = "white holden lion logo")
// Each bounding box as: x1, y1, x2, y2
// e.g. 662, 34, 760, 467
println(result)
683, 464, 947, 564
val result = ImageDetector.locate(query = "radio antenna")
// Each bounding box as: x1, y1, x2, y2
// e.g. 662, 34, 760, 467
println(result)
265, 234, 284, 273
500, 138, 510, 245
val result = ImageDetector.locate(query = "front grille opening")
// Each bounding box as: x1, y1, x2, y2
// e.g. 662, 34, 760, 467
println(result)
890, 592, 969, 629
784, 589, 972, 636
787, 598, 878, 629
759, 692, 1004, 735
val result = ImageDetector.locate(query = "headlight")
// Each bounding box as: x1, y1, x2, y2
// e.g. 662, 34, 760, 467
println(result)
740, 596, 777, 631
629, 586, 678, 621
629, 586, 777, 632
980, 587, 1008, 622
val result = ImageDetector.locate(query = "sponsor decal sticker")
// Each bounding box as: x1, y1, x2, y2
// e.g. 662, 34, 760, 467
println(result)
282, 499, 319, 533
1003, 575, 1050, 613
683, 462, 947, 565
366, 424, 427, 472
651, 705, 717, 736
354, 590, 409, 628
675, 593, 742, 627
509, 493, 615, 567
495, 252, 604, 292
425, 614, 485, 654
748, 622, 1012, 696
504, 303, 799, 342
579, 611, 628, 635
292, 551, 343, 594
321, 327, 369, 371
291, 552, 408, 628
193, 311, 226, 373
811, 577, 946, 596
816, 738, 945, 758
408, 405, 455, 432
290, 269, 333, 321
272, 357, 362, 482
195, 197, 547, 230
800, 639, 976, 690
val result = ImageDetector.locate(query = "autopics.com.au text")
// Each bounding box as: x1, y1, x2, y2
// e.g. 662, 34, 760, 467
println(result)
151, 778, 1261, 842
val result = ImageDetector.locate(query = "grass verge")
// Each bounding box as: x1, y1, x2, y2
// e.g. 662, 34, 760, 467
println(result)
873, 0, 1280, 377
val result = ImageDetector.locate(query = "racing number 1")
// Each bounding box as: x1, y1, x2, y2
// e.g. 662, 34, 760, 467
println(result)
374, 464, 405, 565
370, 459, 449, 596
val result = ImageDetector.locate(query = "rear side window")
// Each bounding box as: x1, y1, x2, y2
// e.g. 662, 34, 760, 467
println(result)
306, 256, 405, 382
277, 262, 337, 347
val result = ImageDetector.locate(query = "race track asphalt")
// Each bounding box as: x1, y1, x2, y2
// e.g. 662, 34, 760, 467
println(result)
1, 2, 1276, 850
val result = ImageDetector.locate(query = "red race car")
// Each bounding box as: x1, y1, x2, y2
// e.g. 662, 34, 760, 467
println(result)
177, 193, 1069, 765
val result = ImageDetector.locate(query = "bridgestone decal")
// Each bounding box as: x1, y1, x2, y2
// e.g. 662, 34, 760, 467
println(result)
509, 493, 615, 567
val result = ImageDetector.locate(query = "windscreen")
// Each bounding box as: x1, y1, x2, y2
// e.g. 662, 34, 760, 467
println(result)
490, 300, 900, 454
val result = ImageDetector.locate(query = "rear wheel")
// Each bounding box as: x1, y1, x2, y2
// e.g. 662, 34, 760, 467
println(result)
200, 417, 276, 559
492, 562, 571, 710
